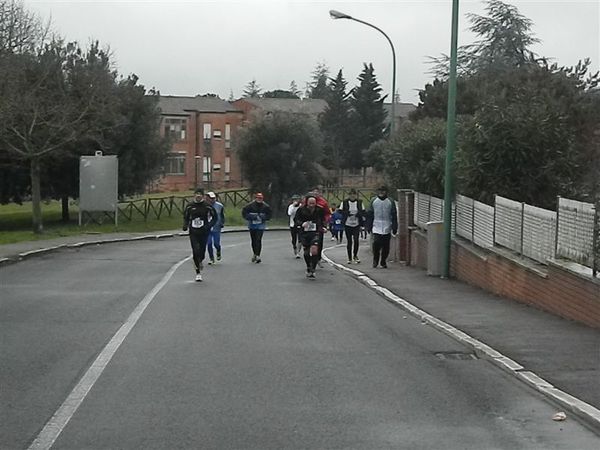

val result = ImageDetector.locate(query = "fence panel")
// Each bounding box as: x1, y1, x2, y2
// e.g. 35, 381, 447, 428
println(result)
522, 204, 556, 263
414, 192, 430, 229
495, 196, 523, 253
556, 198, 595, 267
430, 197, 444, 223
456, 194, 474, 241
473, 201, 494, 248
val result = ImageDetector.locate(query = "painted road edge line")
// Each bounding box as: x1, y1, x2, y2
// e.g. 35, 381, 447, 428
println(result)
27, 256, 190, 450
321, 249, 600, 432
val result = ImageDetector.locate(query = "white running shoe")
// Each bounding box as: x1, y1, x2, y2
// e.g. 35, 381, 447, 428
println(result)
195, 273, 203, 282
295, 253, 301, 259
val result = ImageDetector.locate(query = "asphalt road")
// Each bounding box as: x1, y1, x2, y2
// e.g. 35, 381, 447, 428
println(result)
1, 231, 599, 449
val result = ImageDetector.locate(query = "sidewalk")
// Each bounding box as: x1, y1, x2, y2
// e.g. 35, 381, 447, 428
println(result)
2, 230, 599, 432
322, 242, 600, 433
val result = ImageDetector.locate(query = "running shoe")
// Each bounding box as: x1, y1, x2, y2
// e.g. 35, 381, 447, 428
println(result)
251, 255, 257, 262
354, 257, 361, 264
308, 271, 316, 279
295, 252, 301, 259
255, 256, 262, 263
208, 258, 215, 265
195, 273, 203, 282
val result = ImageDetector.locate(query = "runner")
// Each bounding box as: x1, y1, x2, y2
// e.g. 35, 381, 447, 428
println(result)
366, 185, 398, 269
294, 195, 326, 279
341, 188, 366, 264
307, 186, 330, 267
182, 188, 217, 281
329, 204, 344, 244
287, 194, 302, 258
241, 192, 272, 263
206, 191, 225, 265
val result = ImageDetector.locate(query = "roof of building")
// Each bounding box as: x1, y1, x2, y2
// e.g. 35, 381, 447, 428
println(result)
240, 97, 328, 116
157, 95, 242, 115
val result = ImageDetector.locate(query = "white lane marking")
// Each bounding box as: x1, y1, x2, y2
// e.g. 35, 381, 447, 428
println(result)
28, 256, 190, 450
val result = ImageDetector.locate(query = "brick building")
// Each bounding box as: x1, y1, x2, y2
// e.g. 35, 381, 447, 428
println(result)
154, 96, 244, 192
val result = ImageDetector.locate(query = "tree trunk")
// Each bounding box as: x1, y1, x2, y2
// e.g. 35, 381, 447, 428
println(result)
61, 195, 70, 222
30, 157, 43, 234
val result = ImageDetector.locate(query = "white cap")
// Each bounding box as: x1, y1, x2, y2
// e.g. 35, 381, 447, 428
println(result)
207, 191, 216, 198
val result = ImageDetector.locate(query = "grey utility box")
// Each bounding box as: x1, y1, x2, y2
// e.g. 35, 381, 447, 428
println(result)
79, 152, 118, 226
427, 221, 444, 276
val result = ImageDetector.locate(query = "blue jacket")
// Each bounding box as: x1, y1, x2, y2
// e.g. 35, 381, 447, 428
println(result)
330, 210, 344, 232
242, 201, 272, 230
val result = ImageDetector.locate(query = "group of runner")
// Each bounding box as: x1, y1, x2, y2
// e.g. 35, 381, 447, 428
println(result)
182, 186, 398, 282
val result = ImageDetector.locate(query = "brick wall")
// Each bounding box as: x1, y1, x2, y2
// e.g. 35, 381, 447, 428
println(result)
411, 231, 600, 328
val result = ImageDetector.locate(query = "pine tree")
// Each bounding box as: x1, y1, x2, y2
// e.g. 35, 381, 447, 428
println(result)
289, 80, 301, 98
306, 62, 331, 99
319, 69, 350, 170
243, 79, 262, 98
347, 63, 387, 168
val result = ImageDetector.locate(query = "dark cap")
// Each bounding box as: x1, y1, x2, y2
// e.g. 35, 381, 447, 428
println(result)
194, 187, 204, 195
348, 188, 357, 195
377, 185, 388, 192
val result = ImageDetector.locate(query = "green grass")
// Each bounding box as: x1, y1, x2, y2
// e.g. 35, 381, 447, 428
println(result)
0, 197, 288, 245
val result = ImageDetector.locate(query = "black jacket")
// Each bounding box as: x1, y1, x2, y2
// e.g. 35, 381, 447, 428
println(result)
294, 205, 326, 233
183, 200, 217, 233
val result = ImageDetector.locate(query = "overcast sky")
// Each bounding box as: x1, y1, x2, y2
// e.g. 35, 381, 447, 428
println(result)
27, 0, 599, 104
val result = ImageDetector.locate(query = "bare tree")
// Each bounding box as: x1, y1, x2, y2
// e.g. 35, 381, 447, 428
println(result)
0, 0, 51, 54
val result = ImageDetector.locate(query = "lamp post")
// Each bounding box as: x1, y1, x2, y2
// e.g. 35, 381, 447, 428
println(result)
442, 0, 460, 278
329, 9, 396, 137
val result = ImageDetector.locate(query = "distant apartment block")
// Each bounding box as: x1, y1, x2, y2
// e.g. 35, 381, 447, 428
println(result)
155, 96, 244, 192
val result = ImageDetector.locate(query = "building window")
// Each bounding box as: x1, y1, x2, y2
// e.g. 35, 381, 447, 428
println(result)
202, 156, 212, 182
203, 123, 212, 140
225, 123, 231, 140
224, 156, 231, 181
163, 117, 187, 141
165, 153, 186, 175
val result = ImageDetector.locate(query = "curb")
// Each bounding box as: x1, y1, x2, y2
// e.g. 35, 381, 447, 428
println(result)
321, 248, 600, 434
0, 227, 290, 268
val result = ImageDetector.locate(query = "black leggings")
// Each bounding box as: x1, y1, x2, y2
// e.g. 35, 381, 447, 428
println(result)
345, 226, 360, 260
189, 232, 209, 272
372, 233, 391, 265
290, 227, 299, 250
249, 229, 264, 256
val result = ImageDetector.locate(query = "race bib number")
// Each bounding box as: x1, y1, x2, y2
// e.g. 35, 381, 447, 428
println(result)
346, 216, 359, 227
306, 222, 317, 231
191, 218, 204, 228
335, 219, 342, 225
252, 217, 263, 225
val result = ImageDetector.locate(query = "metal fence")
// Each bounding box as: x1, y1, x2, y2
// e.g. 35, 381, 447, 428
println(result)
556, 197, 596, 268
414, 191, 598, 275
116, 189, 252, 222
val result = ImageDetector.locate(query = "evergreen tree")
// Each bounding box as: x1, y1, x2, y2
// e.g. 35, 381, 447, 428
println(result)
306, 61, 331, 99
429, 0, 539, 78
347, 63, 387, 169
319, 69, 350, 170
243, 78, 262, 98
289, 80, 301, 98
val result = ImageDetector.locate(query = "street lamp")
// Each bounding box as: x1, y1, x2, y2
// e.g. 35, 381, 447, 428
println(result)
442, 0, 460, 278
329, 9, 397, 137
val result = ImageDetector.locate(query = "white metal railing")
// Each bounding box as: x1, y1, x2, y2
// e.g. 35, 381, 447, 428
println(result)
413, 191, 597, 271
556, 197, 595, 267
